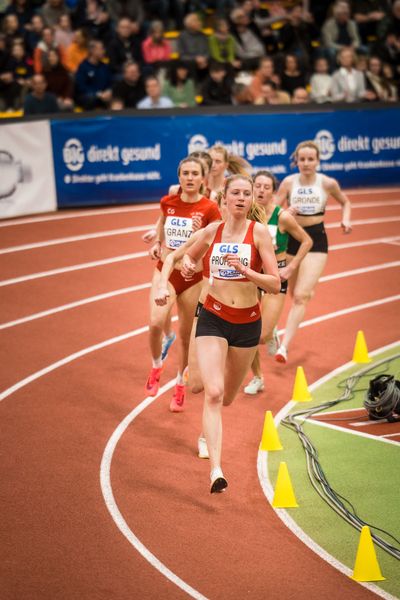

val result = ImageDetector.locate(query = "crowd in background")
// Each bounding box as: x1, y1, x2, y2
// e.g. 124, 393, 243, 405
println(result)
0, 0, 399, 115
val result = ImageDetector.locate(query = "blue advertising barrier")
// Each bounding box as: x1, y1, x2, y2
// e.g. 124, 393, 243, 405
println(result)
51, 106, 400, 207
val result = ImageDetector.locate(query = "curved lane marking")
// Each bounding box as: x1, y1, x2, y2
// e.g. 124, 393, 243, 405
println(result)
0, 298, 398, 598
0, 225, 154, 255
257, 341, 400, 600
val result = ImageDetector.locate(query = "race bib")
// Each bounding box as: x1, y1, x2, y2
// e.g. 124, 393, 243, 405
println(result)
210, 243, 251, 280
291, 187, 323, 215
164, 216, 193, 249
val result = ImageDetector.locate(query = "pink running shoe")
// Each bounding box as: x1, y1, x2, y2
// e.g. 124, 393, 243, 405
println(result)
145, 367, 162, 397
170, 384, 185, 412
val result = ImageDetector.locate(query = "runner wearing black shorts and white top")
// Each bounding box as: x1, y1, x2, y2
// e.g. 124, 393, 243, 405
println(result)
275, 140, 352, 363
173, 175, 280, 493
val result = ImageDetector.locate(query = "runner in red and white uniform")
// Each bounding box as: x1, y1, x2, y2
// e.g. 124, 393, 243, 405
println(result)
146, 157, 221, 411
157, 175, 280, 493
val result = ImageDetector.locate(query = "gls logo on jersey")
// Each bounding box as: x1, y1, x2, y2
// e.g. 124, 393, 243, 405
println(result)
170, 217, 188, 227
219, 244, 239, 254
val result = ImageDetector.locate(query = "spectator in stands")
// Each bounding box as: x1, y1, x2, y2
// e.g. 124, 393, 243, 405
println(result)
200, 60, 233, 105
310, 56, 333, 102
363, 54, 397, 100
107, 17, 143, 78
64, 27, 88, 73
25, 15, 45, 57
136, 74, 174, 108
352, 0, 388, 45
2, 14, 24, 49
378, 0, 400, 40
145, 0, 185, 29
111, 60, 146, 107
106, 0, 145, 26
74, 39, 112, 109
253, 80, 290, 104
229, 6, 265, 72
23, 72, 60, 113
5, 0, 35, 29
40, 0, 69, 28
321, 1, 362, 62
54, 13, 74, 49
247, 55, 280, 102
74, 0, 112, 43
208, 17, 238, 70
162, 59, 197, 107
330, 45, 366, 101
231, 80, 253, 104
9, 40, 32, 102
141, 20, 172, 71
177, 12, 210, 81
109, 96, 125, 110
33, 26, 65, 73
44, 47, 74, 110
291, 86, 311, 103
280, 53, 308, 97
247, 0, 282, 54
0, 35, 25, 110
278, 3, 319, 66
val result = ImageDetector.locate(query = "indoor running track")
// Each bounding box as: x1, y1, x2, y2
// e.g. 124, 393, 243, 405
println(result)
1, 188, 400, 600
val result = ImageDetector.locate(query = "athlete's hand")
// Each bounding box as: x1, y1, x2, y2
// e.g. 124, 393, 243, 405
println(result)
341, 221, 352, 234
181, 254, 196, 278
154, 286, 170, 306
285, 206, 298, 216
142, 228, 157, 243
192, 215, 202, 232
224, 254, 247, 274
278, 263, 293, 281
149, 241, 161, 260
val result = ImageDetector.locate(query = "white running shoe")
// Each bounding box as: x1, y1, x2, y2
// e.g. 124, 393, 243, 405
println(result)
210, 467, 228, 494
197, 437, 209, 459
275, 345, 288, 364
244, 376, 265, 395
267, 327, 280, 356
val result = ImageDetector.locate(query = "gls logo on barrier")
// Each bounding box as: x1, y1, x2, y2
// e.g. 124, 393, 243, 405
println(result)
314, 130, 335, 161
63, 138, 85, 172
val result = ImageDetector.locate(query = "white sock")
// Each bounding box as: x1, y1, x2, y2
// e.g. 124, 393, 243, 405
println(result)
210, 466, 224, 482
152, 356, 162, 368
164, 331, 175, 340
176, 371, 184, 385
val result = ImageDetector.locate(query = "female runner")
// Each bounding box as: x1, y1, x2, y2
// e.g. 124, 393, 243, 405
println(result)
274, 140, 352, 363
158, 175, 280, 492
146, 157, 221, 411
244, 170, 313, 394
208, 144, 251, 196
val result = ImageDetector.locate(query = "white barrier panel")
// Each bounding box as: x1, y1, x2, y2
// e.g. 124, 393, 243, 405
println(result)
0, 120, 57, 219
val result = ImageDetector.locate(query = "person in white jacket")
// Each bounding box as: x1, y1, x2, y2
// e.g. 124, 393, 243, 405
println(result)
331, 46, 366, 102
310, 57, 333, 103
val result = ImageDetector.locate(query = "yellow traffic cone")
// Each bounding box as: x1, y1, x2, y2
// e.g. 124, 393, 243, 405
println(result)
272, 462, 298, 508
291, 366, 312, 402
352, 330, 371, 363
351, 526, 385, 581
259, 410, 283, 451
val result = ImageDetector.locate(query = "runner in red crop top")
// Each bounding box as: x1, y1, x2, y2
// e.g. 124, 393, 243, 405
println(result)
146, 156, 221, 414
157, 174, 280, 493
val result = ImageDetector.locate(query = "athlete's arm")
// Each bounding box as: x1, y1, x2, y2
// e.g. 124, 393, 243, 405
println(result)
183, 222, 220, 277
225, 222, 280, 293
326, 177, 352, 233
278, 210, 313, 279
275, 177, 291, 208
149, 214, 166, 260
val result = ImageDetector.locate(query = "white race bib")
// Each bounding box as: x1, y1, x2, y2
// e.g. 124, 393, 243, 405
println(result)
267, 224, 277, 247
164, 216, 193, 249
210, 242, 251, 280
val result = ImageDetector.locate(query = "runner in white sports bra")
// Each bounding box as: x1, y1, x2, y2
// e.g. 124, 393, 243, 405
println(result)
274, 140, 352, 363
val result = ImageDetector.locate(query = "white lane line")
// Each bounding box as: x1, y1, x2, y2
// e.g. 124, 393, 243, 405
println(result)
0, 251, 148, 287
0, 283, 151, 330
257, 340, 400, 600
350, 420, 383, 427
330, 236, 400, 250
325, 216, 400, 229
100, 381, 208, 600
326, 200, 400, 211
2, 265, 399, 331
0, 225, 154, 255
1, 233, 397, 289
382, 433, 400, 438
300, 417, 399, 446
0, 204, 159, 227
0, 301, 398, 597
319, 261, 400, 283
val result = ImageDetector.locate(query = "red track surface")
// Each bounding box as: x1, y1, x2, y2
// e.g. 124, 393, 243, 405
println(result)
1, 189, 400, 600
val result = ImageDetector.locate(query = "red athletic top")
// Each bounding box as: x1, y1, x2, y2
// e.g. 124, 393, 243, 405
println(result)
203, 220, 262, 282
161, 194, 221, 250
